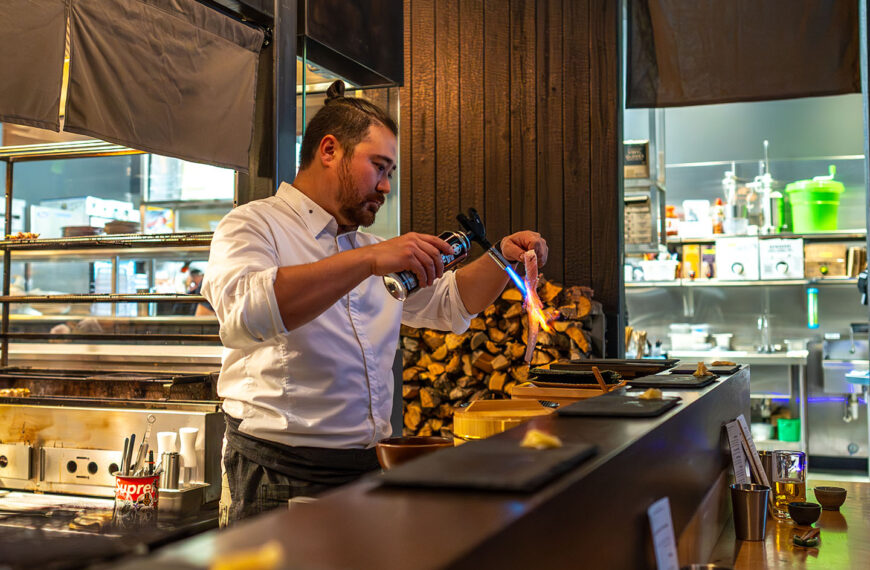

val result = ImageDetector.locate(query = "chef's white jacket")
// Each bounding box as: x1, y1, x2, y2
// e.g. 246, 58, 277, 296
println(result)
202, 183, 474, 449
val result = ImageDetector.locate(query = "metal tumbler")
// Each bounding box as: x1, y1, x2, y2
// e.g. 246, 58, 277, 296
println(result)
730, 483, 770, 541
162, 451, 180, 490
758, 450, 774, 486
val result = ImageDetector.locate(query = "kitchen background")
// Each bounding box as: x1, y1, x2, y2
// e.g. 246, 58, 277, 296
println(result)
624, 93, 870, 467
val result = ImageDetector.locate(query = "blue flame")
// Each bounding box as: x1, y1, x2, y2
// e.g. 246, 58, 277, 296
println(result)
505, 265, 528, 296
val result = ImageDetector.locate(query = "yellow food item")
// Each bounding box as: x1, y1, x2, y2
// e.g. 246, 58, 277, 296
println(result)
638, 388, 663, 400
5, 232, 39, 240
210, 541, 284, 570
520, 428, 563, 449
711, 360, 736, 366
693, 362, 710, 377
0, 388, 30, 397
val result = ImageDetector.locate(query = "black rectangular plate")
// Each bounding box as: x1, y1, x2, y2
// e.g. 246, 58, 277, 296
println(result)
379, 439, 597, 493
627, 374, 717, 389
557, 393, 681, 417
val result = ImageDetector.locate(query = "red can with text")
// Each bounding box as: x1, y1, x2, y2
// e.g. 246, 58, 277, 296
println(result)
112, 473, 160, 529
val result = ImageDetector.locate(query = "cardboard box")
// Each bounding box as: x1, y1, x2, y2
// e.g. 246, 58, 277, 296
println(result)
804, 243, 847, 278
715, 237, 759, 280
623, 140, 650, 179
760, 239, 804, 279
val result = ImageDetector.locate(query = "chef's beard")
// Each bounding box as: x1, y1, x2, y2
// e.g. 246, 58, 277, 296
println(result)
337, 158, 383, 228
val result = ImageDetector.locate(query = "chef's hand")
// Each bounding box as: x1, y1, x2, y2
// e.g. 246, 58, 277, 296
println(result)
366, 232, 454, 287
500, 231, 548, 268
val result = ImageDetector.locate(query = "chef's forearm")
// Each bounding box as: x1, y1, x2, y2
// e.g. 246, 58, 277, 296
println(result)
273, 250, 372, 331
454, 254, 511, 314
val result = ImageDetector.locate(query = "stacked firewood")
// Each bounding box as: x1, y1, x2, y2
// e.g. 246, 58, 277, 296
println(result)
400, 277, 601, 438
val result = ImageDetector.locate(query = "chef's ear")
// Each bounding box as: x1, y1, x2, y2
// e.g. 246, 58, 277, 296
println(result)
318, 134, 341, 167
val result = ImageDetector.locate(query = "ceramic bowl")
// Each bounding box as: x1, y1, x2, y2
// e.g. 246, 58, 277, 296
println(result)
788, 502, 821, 526
813, 486, 847, 511
375, 436, 453, 470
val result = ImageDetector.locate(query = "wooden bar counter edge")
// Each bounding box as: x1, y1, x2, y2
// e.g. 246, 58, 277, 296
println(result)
110, 369, 751, 570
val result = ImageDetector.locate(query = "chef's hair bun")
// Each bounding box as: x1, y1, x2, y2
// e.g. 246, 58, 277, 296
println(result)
325, 80, 346, 103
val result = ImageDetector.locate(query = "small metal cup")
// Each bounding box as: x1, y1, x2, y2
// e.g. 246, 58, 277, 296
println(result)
730, 483, 770, 541
758, 450, 774, 486
162, 452, 180, 490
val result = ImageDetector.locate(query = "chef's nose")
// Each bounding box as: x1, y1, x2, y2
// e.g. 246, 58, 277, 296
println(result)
377, 175, 391, 194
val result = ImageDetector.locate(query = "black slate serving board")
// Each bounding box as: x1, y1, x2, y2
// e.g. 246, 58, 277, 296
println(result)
530, 367, 622, 387
557, 393, 681, 417
548, 359, 678, 379
668, 363, 741, 376
627, 374, 717, 389
379, 439, 597, 493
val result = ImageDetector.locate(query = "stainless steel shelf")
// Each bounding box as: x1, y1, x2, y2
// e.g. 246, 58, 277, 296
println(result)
0, 332, 220, 342
0, 141, 143, 162
8, 314, 217, 323
0, 294, 206, 304
667, 230, 866, 244
0, 232, 212, 251
627, 278, 858, 288
754, 439, 802, 452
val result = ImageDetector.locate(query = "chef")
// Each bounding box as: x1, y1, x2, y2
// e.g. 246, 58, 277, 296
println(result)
202, 81, 548, 523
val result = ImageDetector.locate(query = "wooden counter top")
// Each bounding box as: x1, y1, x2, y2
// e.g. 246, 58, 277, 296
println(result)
110, 369, 750, 570
713, 479, 870, 569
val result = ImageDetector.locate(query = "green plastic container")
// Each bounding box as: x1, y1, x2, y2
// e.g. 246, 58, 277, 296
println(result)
785, 165, 844, 233
778, 418, 801, 442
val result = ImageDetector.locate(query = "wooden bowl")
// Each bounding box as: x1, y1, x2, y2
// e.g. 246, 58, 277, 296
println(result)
376, 436, 453, 470
813, 486, 847, 511
788, 502, 821, 526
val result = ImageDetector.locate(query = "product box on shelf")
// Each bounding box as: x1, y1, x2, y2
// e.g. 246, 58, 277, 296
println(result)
760, 238, 804, 279
681, 245, 701, 279
847, 246, 867, 277
715, 237, 760, 280
805, 243, 847, 278
701, 245, 716, 279
623, 140, 650, 179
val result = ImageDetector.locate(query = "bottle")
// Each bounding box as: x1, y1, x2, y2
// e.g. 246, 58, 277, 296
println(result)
712, 198, 725, 234
384, 230, 472, 301
665, 205, 679, 237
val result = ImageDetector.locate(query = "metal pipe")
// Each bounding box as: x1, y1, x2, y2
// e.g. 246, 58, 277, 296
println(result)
2, 160, 13, 367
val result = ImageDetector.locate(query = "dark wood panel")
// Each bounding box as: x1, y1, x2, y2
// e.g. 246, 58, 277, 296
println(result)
400, 0, 622, 354
562, 0, 591, 289
458, 0, 485, 218
409, 0, 436, 235
399, 0, 412, 233
510, 0, 537, 235
535, 0, 564, 284
588, 0, 623, 356
483, 0, 512, 243
435, 0, 460, 230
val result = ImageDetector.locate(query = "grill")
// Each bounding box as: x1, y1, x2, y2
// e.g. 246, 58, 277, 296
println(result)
0, 366, 218, 404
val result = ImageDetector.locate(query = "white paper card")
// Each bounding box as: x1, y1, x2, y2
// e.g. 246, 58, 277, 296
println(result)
648, 497, 679, 570
725, 420, 749, 484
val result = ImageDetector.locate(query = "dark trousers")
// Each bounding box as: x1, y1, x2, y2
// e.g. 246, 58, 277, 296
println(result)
221, 415, 381, 524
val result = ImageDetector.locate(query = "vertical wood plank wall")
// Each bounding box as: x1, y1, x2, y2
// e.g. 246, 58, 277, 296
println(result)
400, 0, 624, 355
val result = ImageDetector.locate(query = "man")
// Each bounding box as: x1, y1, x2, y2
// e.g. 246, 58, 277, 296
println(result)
186, 268, 215, 316
202, 81, 547, 523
